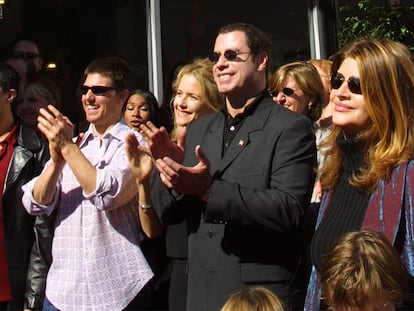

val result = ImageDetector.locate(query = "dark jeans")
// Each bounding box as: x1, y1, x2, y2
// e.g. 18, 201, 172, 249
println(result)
43, 297, 59, 311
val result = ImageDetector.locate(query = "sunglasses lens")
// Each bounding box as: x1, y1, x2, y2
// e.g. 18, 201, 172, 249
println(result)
26, 52, 39, 59
348, 77, 362, 94
91, 87, 107, 95
331, 75, 344, 90
282, 88, 295, 96
81, 86, 89, 95
209, 52, 220, 62
331, 74, 362, 94
82, 86, 115, 96
13, 51, 39, 59
224, 50, 238, 61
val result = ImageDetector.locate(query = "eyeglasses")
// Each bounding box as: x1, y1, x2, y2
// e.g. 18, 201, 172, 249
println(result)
208, 50, 252, 63
331, 73, 362, 94
81, 85, 121, 96
281, 87, 297, 97
13, 51, 40, 60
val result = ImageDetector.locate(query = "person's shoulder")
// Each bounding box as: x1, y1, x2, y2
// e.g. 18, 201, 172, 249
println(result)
262, 99, 312, 125
189, 110, 222, 128
18, 125, 45, 150
111, 121, 131, 136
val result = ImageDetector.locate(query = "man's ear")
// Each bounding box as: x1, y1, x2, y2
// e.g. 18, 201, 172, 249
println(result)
255, 51, 268, 72
7, 89, 17, 103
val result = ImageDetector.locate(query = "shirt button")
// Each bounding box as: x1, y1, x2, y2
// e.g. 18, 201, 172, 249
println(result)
207, 229, 214, 238
230, 125, 235, 131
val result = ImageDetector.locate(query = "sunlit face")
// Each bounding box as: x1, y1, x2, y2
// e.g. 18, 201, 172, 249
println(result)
331, 58, 371, 138
82, 73, 126, 134
173, 73, 212, 127
212, 31, 259, 98
273, 75, 314, 116
17, 88, 50, 129
123, 94, 151, 130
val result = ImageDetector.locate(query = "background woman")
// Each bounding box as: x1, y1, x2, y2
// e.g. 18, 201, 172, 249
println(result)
268, 61, 324, 123
123, 88, 160, 130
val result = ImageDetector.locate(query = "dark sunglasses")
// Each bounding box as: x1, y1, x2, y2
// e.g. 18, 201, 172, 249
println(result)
282, 87, 296, 97
81, 85, 120, 96
208, 50, 252, 63
331, 74, 362, 94
13, 51, 40, 60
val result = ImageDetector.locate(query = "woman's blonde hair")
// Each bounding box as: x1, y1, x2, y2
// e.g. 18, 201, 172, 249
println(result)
321, 230, 409, 310
268, 61, 324, 122
170, 57, 223, 140
220, 287, 285, 311
21, 73, 61, 109
320, 38, 414, 192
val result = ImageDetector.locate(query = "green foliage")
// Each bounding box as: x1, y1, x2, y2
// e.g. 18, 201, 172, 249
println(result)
337, 0, 414, 51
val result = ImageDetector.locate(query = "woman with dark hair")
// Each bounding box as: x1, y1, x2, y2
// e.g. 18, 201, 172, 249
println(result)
123, 89, 160, 129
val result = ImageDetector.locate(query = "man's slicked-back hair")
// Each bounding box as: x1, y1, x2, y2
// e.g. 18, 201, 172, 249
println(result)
218, 22, 272, 68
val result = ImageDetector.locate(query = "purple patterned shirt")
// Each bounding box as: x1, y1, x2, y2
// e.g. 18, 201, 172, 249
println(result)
22, 122, 153, 311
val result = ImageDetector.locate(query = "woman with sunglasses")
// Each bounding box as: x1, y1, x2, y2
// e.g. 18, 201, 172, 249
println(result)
304, 38, 414, 310
268, 61, 324, 123
269, 61, 326, 241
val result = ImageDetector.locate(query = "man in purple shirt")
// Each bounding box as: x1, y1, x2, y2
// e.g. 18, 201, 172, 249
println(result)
22, 56, 153, 311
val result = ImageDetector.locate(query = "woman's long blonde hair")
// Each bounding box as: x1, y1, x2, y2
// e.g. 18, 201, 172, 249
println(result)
169, 57, 223, 141
320, 38, 414, 192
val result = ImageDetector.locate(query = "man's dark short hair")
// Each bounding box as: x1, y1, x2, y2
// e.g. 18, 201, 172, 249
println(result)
0, 62, 20, 93
83, 56, 131, 90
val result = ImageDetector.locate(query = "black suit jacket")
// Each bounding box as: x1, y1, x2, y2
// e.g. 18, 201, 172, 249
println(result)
153, 94, 316, 311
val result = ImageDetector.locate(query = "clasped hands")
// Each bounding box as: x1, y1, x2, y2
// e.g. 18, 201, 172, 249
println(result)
134, 121, 212, 197
37, 104, 75, 163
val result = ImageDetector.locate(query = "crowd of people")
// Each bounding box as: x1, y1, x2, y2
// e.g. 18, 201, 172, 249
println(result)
1, 22, 414, 311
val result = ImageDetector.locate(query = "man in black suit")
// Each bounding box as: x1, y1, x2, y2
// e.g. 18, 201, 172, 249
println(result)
149, 23, 316, 311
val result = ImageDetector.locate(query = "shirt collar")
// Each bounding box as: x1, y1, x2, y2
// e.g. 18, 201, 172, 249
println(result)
79, 122, 129, 147
221, 89, 268, 120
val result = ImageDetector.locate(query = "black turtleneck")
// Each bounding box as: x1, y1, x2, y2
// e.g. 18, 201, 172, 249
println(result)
310, 134, 371, 272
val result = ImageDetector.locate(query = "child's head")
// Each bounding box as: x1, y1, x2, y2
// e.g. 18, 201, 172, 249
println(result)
220, 287, 284, 311
321, 230, 409, 311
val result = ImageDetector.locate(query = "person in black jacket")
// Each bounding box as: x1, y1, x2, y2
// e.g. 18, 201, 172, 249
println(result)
0, 63, 50, 311
143, 23, 315, 311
